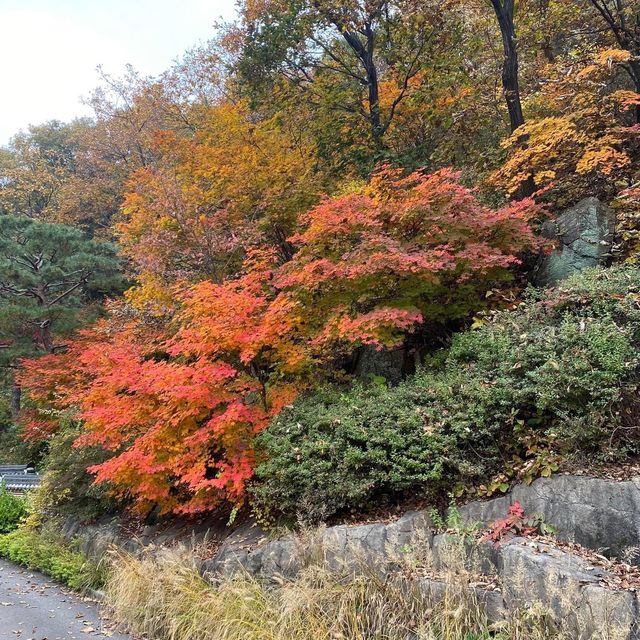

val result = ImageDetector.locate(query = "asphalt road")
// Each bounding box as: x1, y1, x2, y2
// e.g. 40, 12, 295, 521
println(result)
0, 559, 131, 640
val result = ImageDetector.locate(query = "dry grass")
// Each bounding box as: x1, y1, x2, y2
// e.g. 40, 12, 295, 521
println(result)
104, 544, 567, 640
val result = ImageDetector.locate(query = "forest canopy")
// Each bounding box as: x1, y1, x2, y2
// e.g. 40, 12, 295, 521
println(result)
2, 0, 639, 519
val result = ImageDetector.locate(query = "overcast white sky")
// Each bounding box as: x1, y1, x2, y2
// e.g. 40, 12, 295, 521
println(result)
0, 0, 238, 145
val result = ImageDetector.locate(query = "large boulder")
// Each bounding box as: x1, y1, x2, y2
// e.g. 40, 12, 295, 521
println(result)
203, 510, 433, 579
353, 345, 407, 385
534, 197, 615, 287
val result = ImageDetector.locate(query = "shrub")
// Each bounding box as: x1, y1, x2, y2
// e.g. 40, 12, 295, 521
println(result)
252, 266, 640, 522
251, 383, 456, 524
419, 266, 640, 469
0, 485, 27, 533
0, 527, 105, 590
31, 417, 118, 522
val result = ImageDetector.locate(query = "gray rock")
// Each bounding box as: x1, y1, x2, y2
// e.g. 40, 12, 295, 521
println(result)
385, 510, 433, 551
321, 523, 388, 573
499, 539, 638, 639
79, 522, 124, 559
354, 345, 406, 385
206, 510, 434, 580
534, 197, 615, 286
579, 585, 639, 640
260, 540, 303, 579
431, 534, 501, 576
456, 475, 640, 562
204, 547, 252, 576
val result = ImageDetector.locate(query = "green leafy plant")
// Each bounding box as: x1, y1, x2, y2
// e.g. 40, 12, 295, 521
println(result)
27, 415, 118, 523
0, 527, 105, 590
252, 382, 455, 524
430, 505, 481, 540
0, 484, 27, 533
252, 266, 640, 524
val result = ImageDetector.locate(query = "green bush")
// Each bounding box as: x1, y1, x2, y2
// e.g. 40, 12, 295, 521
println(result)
252, 266, 640, 522
251, 383, 455, 523
0, 528, 105, 590
0, 485, 27, 533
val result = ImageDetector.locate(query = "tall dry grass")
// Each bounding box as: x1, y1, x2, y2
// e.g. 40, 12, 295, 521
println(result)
104, 545, 565, 640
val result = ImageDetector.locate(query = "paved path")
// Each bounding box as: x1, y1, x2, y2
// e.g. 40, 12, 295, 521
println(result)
0, 559, 131, 640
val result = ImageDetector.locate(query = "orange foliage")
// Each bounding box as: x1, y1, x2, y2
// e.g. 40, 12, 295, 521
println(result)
118, 101, 320, 314
275, 166, 542, 355
21, 302, 297, 516
20, 167, 541, 515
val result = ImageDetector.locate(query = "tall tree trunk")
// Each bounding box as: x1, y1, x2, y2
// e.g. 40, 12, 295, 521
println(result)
341, 25, 384, 149
490, 0, 525, 133
363, 24, 383, 143
490, 0, 535, 198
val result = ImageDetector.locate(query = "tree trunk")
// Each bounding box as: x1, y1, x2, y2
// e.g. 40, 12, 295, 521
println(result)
10, 382, 21, 421
490, 0, 525, 133
341, 25, 384, 148
363, 24, 383, 143
490, 0, 536, 197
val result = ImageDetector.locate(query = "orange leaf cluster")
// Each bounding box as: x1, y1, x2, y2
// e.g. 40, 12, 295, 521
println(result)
492, 49, 640, 205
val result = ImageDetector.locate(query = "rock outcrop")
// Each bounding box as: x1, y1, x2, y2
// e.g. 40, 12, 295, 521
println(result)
64, 474, 640, 639
534, 197, 615, 286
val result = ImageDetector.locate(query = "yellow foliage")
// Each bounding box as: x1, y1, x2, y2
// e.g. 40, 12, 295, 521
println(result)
117, 101, 321, 307
491, 48, 640, 205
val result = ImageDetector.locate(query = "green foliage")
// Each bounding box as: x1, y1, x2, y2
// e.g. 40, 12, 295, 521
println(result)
0, 527, 104, 590
0, 419, 44, 466
422, 266, 640, 471
0, 485, 27, 533
430, 505, 481, 540
252, 266, 640, 523
252, 383, 455, 524
0, 214, 123, 365
32, 416, 118, 521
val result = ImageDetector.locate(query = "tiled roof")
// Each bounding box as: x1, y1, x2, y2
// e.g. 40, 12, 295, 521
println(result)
0, 467, 40, 492
0, 465, 29, 475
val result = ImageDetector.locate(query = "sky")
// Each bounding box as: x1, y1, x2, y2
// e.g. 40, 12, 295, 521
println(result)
0, 0, 238, 144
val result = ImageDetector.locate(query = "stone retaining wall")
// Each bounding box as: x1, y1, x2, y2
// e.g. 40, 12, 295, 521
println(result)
64, 474, 640, 639
456, 475, 640, 562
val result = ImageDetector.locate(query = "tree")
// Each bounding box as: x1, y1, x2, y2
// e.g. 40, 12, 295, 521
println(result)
0, 216, 123, 416
0, 118, 133, 235
585, 0, 640, 118
20, 167, 541, 515
275, 166, 542, 358
491, 49, 640, 207
118, 101, 321, 314
237, 0, 451, 152
0, 121, 85, 221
